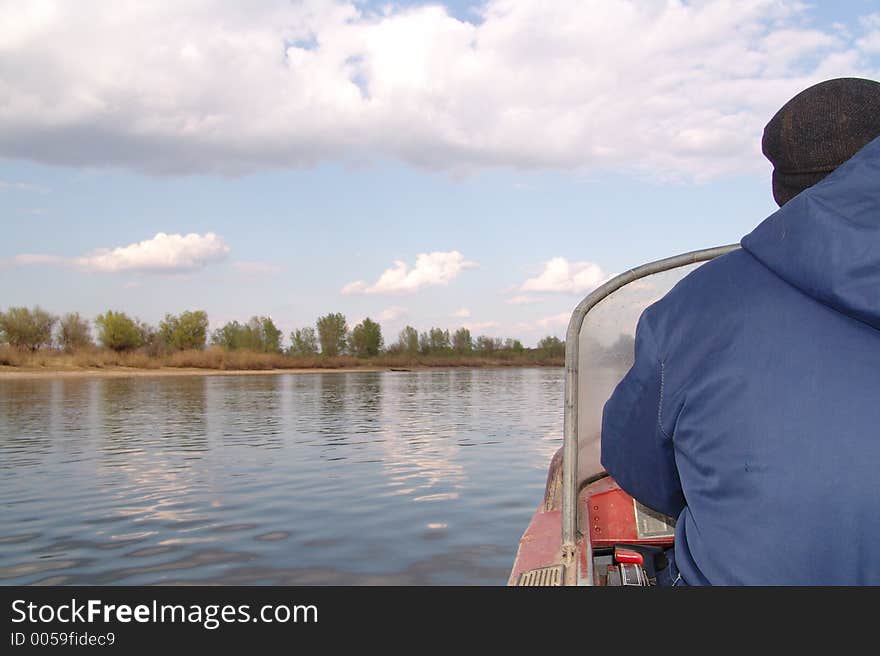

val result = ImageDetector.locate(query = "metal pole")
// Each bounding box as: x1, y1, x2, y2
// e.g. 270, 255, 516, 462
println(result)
560, 244, 740, 564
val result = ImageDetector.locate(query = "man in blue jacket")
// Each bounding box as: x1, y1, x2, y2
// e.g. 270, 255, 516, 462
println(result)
600, 78, 880, 585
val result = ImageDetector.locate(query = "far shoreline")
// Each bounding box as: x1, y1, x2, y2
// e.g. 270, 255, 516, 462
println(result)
0, 362, 562, 380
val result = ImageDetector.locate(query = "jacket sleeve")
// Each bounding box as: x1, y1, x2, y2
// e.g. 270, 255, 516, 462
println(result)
600, 312, 685, 517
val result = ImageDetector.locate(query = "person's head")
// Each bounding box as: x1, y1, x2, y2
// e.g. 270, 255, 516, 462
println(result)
763, 77, 880, 206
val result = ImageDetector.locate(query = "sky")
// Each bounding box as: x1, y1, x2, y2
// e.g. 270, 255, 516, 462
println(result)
2, 0, 880, 347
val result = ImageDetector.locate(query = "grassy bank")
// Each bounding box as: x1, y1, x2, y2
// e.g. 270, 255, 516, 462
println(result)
0, 345, 564, 373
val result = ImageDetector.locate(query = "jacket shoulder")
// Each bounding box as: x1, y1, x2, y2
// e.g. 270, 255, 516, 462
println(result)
641, 248, 774, 350
668, 248, 760, 302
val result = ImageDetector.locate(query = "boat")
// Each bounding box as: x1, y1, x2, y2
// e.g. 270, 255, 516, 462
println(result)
508, 244, 740, 586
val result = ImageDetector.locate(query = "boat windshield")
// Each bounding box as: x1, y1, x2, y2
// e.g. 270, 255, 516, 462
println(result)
575, 262, 705, 486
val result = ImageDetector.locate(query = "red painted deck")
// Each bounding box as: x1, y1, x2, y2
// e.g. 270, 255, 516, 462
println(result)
507, 509, 562, 585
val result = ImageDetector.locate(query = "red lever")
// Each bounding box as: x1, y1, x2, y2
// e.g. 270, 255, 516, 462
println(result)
614, 548, 644, 565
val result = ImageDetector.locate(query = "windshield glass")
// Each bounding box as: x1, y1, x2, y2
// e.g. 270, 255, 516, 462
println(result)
576, 262, 704, 486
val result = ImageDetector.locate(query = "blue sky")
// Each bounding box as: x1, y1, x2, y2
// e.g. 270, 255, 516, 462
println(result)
2, 0, 880, 346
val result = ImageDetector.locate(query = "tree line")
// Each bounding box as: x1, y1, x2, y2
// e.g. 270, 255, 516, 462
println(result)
0, 306, 566, 359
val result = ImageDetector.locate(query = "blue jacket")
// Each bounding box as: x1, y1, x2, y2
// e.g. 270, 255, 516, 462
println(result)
601, 135, 880, 585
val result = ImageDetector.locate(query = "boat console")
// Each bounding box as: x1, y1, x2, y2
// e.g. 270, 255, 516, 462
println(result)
582, 478, 675, 586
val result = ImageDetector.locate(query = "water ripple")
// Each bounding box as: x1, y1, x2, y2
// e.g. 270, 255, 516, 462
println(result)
0, 369, 562, 584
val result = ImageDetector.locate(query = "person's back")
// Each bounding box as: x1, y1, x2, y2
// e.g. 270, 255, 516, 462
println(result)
600, 78, 880, 585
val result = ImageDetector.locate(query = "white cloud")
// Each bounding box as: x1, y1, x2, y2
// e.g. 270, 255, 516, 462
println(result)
506, 294, 541, 305
75, 232, 229, 273
232, 260, 281, 275
0, 1, 877, 178
342, 250, 476, 295
11, 232, 230, 273
378, 306, 407, 322
521, 257, 611, 295
858, 14, 880, 53
451, 307, 471, 318
340, 280, 368, 295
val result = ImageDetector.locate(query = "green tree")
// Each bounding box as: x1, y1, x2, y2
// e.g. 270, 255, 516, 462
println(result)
398, 325, 419, 354
418, 327, 452, 354
537, 335, 565, 357
137, 320, 163, 356
503, 338, 525, 353
211, 320, 247, 350
58, 312, 93, 352
452, 327, 472, 354
349, 317, 383, 357
158, 310, 209, 351
316, 313, 348, 356
248, 316, 282, 353
289, 327, 319, 356
95, 311, 144, 351
429, 327, 451, 352
0, 306, 57, 351
474, 335, 503, 353
209, 316, 280, 352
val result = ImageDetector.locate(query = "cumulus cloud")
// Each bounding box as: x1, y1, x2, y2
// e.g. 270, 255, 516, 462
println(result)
451, 307, 471, 318
858, 14, 880, 53
75, 232, 229, 273
342, 250, 476, 295
521, 257, 611, 295
11, 232, 230, 273
1, 1, 878, 178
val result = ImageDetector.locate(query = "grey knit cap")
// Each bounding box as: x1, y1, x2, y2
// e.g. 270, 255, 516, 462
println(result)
762, 77, 880, 206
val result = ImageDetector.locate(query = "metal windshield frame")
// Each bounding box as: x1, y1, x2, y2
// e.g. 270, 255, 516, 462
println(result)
560, 244, 741, 563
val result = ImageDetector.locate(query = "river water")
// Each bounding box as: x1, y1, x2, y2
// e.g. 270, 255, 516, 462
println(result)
0, 369, 563, 585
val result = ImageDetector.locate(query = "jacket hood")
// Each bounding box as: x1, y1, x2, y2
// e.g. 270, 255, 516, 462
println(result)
742, 134, 880, 329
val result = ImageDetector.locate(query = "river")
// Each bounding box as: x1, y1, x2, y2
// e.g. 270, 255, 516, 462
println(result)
0, 368, 563, 585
